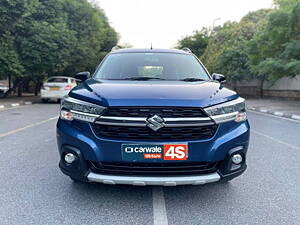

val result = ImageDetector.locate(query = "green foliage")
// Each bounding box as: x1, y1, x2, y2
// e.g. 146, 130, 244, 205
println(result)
201, 21, 238, 73
0, 34, 24, 78
0, 0, 39, 35
18, 21, 76, 77
176, 28, 210, 57
247, 0, 300, 82
202, 9, 271, 81
0, 0, 118, 94
215, 48, 251, 83
290, 3, 300, 39
274, 0, 300, 11
177, 0, 299, 88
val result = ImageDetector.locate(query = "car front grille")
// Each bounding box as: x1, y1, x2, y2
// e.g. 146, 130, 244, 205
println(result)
91, 124, 218, 140
91, 106, 217, 141
102, 106, 208, 118
89, 161, 220, 176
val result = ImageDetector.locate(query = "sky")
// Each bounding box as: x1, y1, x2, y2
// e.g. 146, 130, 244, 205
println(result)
95, 0, 274, 48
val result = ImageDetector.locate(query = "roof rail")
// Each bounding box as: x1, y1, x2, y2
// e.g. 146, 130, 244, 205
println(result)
111, 46, 121, 52
182, 47, 192, 53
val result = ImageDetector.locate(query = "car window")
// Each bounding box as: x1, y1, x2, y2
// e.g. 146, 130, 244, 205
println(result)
94, 52, 209, 80
47, 78, 68, 83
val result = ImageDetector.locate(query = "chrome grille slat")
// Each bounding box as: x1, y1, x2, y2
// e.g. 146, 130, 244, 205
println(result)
95, 116, 215, 127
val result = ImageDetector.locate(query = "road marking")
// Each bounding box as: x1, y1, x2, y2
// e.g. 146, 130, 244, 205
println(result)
252, 130, 300, 151
152, 187, 168, 225
0, 116, 58, 138
248, 110, 300, 123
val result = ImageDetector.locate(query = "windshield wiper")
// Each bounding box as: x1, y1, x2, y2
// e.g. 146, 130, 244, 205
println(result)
123, 76, 165, 80
179, 78, 207, 82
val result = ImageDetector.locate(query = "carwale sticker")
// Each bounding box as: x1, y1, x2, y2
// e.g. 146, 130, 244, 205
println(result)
122, 144, 188, 161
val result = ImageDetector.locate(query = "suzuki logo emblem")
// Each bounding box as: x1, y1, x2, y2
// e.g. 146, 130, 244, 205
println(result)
146, 114, 165, 131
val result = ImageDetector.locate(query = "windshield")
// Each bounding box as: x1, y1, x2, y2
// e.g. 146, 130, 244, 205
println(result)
94, 52, 210, 81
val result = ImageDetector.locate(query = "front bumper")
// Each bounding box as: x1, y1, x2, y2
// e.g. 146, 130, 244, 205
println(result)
57, 119, 250, 185
87, 172, 221, 186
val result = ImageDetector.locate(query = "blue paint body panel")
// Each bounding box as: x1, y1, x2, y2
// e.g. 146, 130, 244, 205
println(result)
57, 117, 249, 163
56, 49, 250, 182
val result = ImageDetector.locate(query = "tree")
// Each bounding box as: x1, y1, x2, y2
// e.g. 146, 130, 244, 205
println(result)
215, 48, 251, 90
201, 8, 271, 88
0, 0, 118, 97
176, 28, 210, 57
0, 0, 38, 35
0, 34, 24, 89
0, 0, 39, 96
201, 21, 238, 73
247, 0, 300, 96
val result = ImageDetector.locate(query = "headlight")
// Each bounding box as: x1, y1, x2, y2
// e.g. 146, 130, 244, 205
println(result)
204, 97, 247, 124
60, 96, 106, 122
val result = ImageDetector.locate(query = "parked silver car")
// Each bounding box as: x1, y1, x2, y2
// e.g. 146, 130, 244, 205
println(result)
40, 76, 77, 102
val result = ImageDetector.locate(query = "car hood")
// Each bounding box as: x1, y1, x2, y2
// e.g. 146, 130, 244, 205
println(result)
69, 79, 238, 107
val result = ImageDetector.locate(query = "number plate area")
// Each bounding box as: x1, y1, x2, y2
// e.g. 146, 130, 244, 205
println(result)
122, 144, 188, 161
50, 87, 60, 91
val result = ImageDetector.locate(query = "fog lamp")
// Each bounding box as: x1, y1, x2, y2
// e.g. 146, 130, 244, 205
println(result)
231, 154, 243, 165
64, 153, 76, 164
235, 112, 247, 122
60, 110, 74, 121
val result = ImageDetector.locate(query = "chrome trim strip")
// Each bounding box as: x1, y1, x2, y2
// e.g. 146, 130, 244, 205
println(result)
97, 116, 212, 122
164, 117, 212, 122
95, 116, 215, 127
63, 96, 106, 109
94, 116, 146, 126
204, 97, 245, 111
211, 112, 238, 124
70, 110, 99, 117
165, 122, 214, 127
97, 116, 146, 121
95, 121, 146, 127
87, 172, 221, 186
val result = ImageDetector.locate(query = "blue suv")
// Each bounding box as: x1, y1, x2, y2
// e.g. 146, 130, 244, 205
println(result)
57, 48, 250, 186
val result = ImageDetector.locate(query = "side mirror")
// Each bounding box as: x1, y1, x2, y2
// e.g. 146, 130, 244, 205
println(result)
75, 71, 90, 82
212, 73, 226, 83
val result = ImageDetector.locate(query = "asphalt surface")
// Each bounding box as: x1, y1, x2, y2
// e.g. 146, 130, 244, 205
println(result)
0, 103, 299, 225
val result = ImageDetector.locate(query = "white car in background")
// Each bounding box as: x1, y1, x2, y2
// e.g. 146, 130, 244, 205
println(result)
40, 76, 77, 102
0, 82, 9, 96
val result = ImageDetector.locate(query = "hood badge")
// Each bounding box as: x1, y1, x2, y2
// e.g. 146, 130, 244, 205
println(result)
146, 115, 165, 131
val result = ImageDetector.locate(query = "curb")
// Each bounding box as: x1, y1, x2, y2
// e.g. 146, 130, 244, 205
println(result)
248, 107, 300, 121
291, 114, 300, 120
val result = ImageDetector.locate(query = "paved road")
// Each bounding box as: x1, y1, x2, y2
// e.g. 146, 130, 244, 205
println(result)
0, 104, 299, 225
